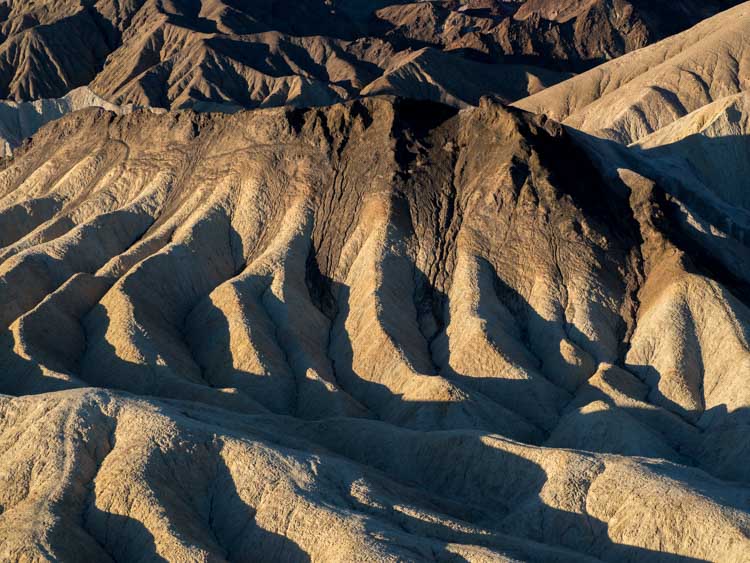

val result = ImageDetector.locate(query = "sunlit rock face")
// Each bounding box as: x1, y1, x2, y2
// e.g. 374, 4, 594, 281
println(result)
0, 90, 748, 560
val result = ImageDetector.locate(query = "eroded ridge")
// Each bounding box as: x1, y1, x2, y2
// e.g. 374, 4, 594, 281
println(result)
0, 97, 748, 561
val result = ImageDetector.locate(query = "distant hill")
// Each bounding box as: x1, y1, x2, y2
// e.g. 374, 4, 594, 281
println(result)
0, 0, 741, 110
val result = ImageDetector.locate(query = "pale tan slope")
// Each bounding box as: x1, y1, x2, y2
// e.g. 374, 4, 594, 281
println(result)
636, 91, 750, 149
631, 91, 750, 211
1, 388, 749, 562
514, 1, 750, 143
546, 364, 692, 464
616, 172, 750, 435
627, 259, 750, 425
0, 98, 749, 559
434, 251, 569, 432
558, 136, 750, 483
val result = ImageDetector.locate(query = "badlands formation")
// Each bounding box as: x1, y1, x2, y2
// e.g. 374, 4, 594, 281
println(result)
514, 1, 750, 144
0, 0, 743, 109
0, 87, 151, 157
0, 0, 744, 154
0, 2, 749, 563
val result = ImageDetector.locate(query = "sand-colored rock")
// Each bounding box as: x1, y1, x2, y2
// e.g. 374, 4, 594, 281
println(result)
632, 91, 750, 212
1, 387, 749, 561
514, 2, 750, 143
0, 95, 748, 560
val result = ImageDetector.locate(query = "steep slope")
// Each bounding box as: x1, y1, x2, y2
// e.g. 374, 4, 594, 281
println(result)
514, 1, 750, 143
567, 93, 750, 291
0, 97, 748, 559
82, 0, 568, 111
0, 0, 140, 100
0, 0, 744, 112
633, 91, 750, 210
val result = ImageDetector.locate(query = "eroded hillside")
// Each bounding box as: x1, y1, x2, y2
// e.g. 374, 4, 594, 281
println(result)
514, 1, 750, 144
0, 97, 748, 560
0, 0, 742, 109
